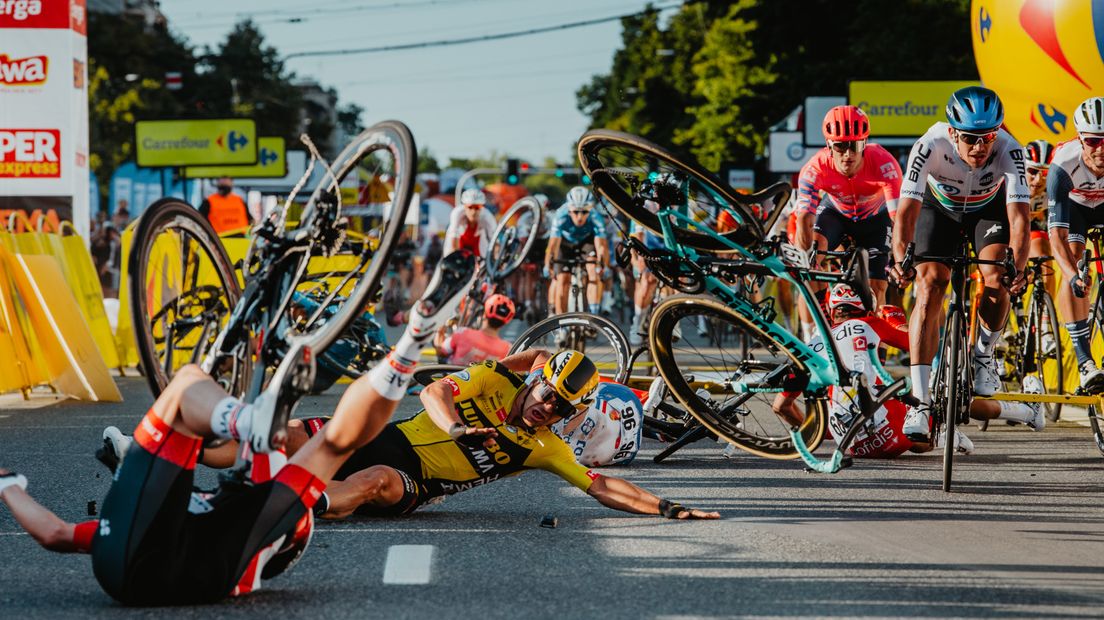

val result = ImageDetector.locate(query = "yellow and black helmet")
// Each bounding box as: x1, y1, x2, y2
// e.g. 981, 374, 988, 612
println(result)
542, 350, 599, 411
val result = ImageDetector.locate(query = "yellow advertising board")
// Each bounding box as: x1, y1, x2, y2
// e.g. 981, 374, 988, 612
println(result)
135, 119, 257, 167
184, 137, 287, 179
849, 81, 981, 137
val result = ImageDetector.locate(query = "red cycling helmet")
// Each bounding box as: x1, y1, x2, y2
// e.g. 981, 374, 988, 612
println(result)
1024, 139, 1054, 169
822, 105, 871, 142
484, 293, 515, 324
828, 284, 864, 313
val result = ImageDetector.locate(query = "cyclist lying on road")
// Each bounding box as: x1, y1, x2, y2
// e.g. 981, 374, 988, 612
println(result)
0, 250, 482, 605
772, 285, 1045, 457
113, 350, 715, 522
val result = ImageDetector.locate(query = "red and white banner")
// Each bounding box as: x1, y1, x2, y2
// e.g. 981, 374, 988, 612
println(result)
0, 0, 89, 236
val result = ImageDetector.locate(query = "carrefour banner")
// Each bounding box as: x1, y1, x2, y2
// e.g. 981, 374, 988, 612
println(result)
184, 136, 286, 179
0, 0, 91, 237
135, 118, 257, 167
849, 80, 981, 137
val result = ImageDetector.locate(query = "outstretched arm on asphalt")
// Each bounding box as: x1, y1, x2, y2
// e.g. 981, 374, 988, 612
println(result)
0, 470, 83, 553
587, 474, 719, 519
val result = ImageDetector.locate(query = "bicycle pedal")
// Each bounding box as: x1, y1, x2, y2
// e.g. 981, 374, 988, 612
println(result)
289, 347, 317, 394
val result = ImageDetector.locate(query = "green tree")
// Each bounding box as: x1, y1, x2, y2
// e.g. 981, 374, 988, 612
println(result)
418, 147, 441, 174
194, 20, 304, 146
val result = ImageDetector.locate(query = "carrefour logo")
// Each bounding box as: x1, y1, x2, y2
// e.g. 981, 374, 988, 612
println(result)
0, 54, 47, 86
217, 130, 249, 152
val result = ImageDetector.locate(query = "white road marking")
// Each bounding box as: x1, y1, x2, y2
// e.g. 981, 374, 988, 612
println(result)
382, 544, 435, 584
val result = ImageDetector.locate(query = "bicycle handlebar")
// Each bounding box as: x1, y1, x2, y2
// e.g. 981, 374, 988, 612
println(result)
897, 242, 1017, 288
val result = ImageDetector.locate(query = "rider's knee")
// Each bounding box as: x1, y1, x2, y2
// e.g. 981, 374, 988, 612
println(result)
347, 466, 392, 502
915, 273, 949, 300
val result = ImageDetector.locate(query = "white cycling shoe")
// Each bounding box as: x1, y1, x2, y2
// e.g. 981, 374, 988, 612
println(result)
972, 355, 1001, 396
935, 427, 975, 455
95, 426, 134, 473
1022, 375, 1046, 432
902, 403, 931, 443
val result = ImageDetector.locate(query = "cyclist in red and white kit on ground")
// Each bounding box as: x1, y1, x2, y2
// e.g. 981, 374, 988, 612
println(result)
772, 284, 1045, 458
445, 188, 498, 257
890, 86, 1030, 445
795, 105, 903, 316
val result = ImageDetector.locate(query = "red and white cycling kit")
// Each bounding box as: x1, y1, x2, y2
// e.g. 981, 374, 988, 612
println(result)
795, 313, 914, 458
1045, 139, 1104, 245
796, 144, 903, 220
444, 206, 497, 257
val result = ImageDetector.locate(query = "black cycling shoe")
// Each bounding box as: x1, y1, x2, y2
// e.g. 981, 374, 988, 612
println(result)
417, 249, 477, 319
249, 346, 317, 454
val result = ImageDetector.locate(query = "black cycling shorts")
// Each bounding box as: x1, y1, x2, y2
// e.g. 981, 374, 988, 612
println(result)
526, 236, 548, 265
91, 410, 315, 605
1049, 200, 1104, 246
302, 418, 428, 517
813, 208, 892, 280
914, 189, 1010, 258
553, 241, 596, 273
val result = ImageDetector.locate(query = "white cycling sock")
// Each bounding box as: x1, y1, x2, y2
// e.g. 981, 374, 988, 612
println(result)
974, 323, 1000, 357
367, 352, 417, 401
911, 364, 931, 404
997, 401, 1034, 424
210, 397, 252, 441
0, 472, 28, 496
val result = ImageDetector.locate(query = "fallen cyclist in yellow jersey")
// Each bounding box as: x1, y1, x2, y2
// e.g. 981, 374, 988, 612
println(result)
105, 350, 717, 521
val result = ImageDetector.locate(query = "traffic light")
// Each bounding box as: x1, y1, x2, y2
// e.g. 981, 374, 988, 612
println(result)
506, 158, 520, 185
555, 164, 565, 178
519, 161, 530, 174
581, 173, 591, 185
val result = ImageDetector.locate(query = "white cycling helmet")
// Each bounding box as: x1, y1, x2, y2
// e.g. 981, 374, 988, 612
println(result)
564, 186, 595, 211
828, 284, 864, 313
460, 188, 487, 207
1074, 97, 1104, 134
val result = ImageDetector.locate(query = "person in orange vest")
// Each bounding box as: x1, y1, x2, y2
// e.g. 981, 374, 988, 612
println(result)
199, 177, 252, 234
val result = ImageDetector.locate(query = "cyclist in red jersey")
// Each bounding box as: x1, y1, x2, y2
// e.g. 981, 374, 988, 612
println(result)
795, 106, 903, 313
445, 189, 497, 257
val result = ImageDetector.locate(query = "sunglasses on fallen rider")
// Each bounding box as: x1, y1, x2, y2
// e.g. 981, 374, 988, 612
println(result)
829, 140, 865, 153
1080, 135, 1104, 149
532, 380, 583, 418
955, 131, 998, 146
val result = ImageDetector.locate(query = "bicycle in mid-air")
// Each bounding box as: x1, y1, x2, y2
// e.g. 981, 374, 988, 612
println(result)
576, 128, 912, 464
128, 121, 417, 425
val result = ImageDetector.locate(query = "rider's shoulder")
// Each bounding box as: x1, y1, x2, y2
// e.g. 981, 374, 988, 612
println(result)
1051, 139, 1083, 169
916, 122, 953, 147
863, 142, 896, 163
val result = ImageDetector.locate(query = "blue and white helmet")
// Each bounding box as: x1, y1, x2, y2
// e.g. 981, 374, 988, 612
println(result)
946, 86, 1004, 131
564, 186, 595, 211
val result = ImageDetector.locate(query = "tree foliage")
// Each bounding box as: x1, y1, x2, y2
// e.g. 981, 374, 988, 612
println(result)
578, 0, 976, 170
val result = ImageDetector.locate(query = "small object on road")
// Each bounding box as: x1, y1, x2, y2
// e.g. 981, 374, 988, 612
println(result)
87, 500, 97, 516
539, 514, 557, 528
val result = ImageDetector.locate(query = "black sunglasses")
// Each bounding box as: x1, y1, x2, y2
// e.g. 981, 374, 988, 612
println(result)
533, 380, 581, 418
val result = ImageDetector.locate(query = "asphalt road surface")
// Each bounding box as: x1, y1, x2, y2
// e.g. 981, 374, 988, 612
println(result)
2, 376, 1103, 619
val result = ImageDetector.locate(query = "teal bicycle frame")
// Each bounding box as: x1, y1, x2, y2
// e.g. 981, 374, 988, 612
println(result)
652, 204, 846, 394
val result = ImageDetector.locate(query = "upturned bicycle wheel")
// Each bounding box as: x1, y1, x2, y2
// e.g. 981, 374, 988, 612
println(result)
577, 129, 788, 253
648, 295, 828, 459
413, 364, 465, 387
129, 198, 245, 397
509, 313, 632, 384
486, 196, 541, 280
284, 120, 416, 356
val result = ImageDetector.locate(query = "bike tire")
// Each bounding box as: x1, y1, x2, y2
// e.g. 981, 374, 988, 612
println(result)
129, 198, 244, 397
648, 295, 828, 459
413, 364, 465, 387
1032, 291, 1064, 422
942, 309, 964, 492
486, 197, 541, 280
509, 313, 632, 384
289, 120, 416, 355
577, 129, 782, 253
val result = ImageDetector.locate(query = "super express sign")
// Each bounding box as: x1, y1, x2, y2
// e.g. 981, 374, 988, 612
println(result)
0, 129, 60, 178
135, 119, 256, 167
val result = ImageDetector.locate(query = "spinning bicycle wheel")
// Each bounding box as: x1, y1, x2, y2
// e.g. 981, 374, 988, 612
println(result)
510, 313, 632, 384
648, 295, 828, 459
129, 198, 245, 397
284, 120, 416, 356
577, 129, 789, 253
487, 196, 541, 280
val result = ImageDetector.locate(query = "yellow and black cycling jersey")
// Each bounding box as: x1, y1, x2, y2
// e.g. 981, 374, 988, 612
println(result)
395, 360, 598, 496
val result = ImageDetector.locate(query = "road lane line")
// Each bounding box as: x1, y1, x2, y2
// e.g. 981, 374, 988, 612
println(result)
382, 544, 434, 584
